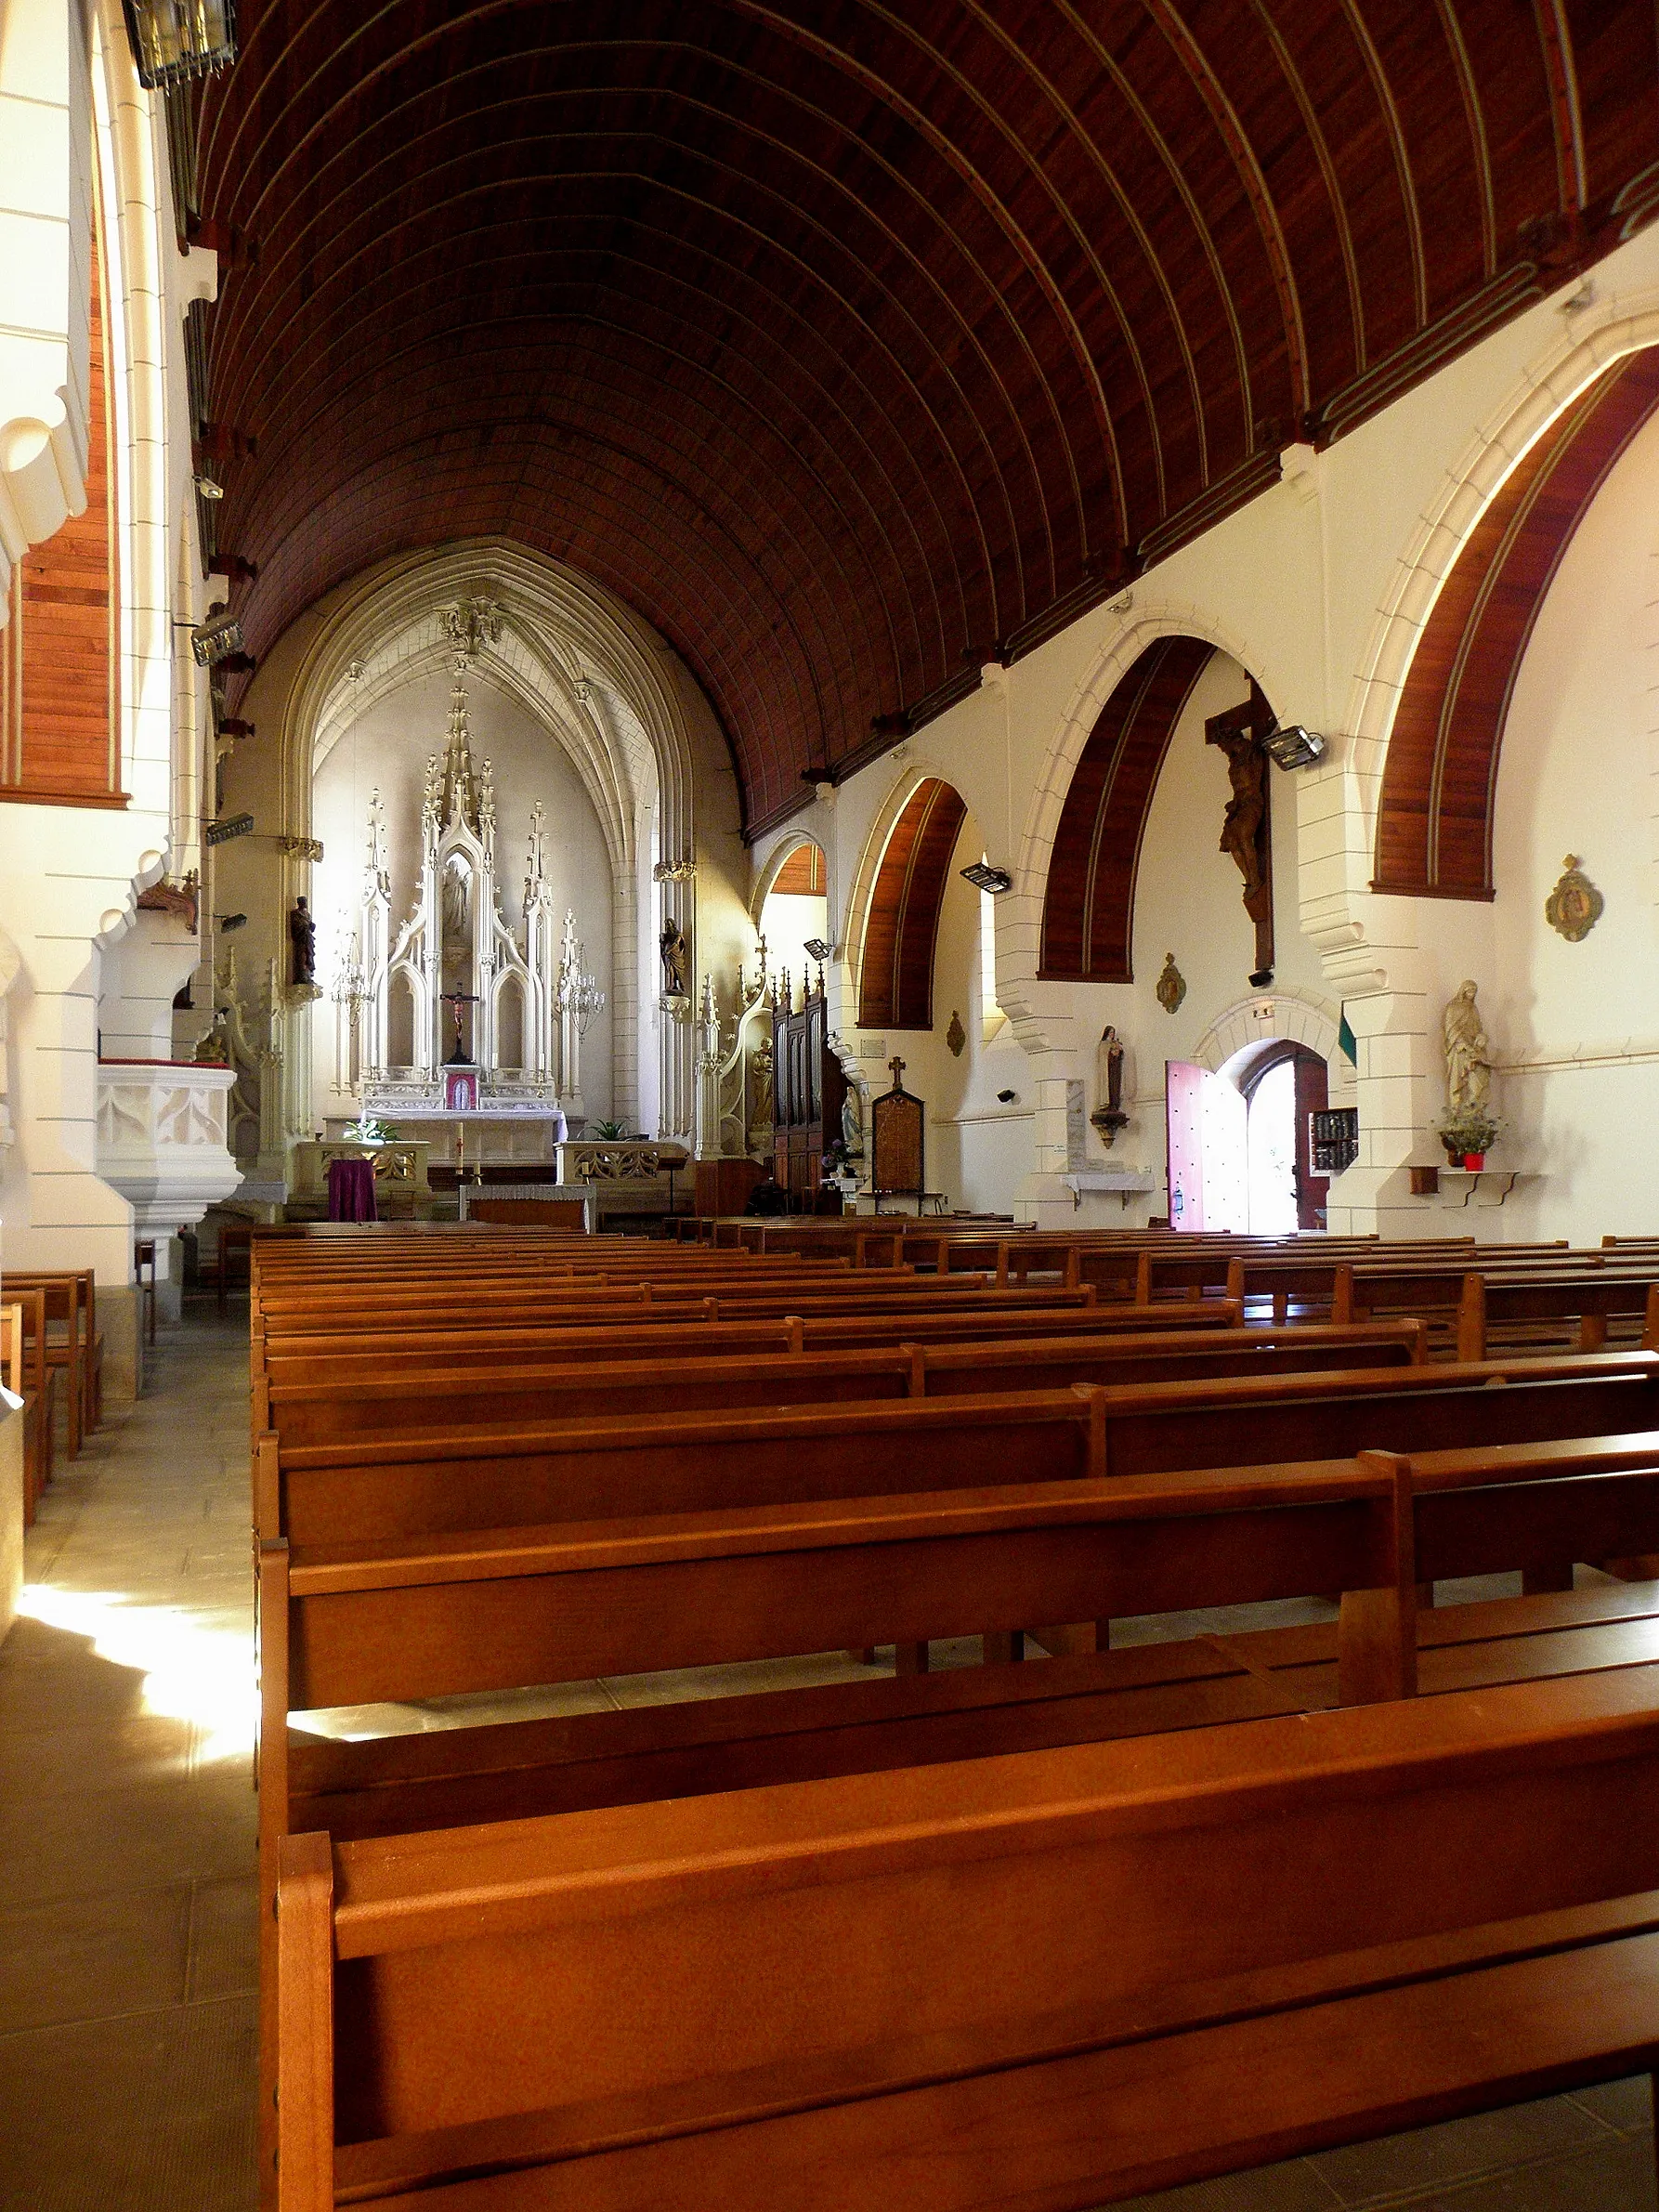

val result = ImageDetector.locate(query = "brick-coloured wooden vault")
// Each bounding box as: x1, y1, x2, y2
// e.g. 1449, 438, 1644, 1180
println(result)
191, 4, 1659, 835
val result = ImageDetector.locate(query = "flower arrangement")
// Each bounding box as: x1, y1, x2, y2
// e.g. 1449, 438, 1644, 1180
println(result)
1436, 1106, 1504, 1169
341, 1112, 395, 1145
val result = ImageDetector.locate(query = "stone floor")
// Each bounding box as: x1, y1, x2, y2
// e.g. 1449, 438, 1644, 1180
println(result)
0, 1303, 1652, 2208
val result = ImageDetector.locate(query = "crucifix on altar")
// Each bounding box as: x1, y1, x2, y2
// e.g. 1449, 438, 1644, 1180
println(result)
440, 990, 480, 1110
870, 1054, 925, 1210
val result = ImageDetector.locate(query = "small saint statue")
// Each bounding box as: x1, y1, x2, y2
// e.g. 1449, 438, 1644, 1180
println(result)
1091, 1024, 1130, 1146
289, 897, 316, 987
660, 916, 689, 998
1443, 980, 1493, 1113
841, 1080, 865, 1158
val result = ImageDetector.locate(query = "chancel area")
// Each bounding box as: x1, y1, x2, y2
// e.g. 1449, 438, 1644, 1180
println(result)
7, 5, 1659, 2208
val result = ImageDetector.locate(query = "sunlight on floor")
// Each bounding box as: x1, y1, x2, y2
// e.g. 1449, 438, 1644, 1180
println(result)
18, 1584, 256, 1760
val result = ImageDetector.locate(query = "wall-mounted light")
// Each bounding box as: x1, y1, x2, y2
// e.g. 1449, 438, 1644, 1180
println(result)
997, 1089, 1018, 1105
215, 912, 247, 932
203, 812, 254, 845
191, 610, 244, 667
192, 473, 225, 502
1261, 724, 1326, 770
802, 937, 832, 963
960, 861, 1012, 895
123, 0, 238, 88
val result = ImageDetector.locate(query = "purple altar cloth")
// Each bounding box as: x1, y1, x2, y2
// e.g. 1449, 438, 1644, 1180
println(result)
327, 1155, 378, 1222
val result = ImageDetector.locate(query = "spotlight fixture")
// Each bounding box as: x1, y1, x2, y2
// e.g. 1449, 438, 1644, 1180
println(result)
215, 912, 248, 932
802, 937, 832, 963
122, 0, 238, 88
203, 812, 255, 845
960, 861, 1013, 895
997, 1089, 1018, 1105
190, 610, 245, 667
1249, 966, 1275, 990
192, 473, 225, 501
1261, 723, 1326, 770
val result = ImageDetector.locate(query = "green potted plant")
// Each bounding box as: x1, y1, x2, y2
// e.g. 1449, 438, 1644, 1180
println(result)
1435, 1106, 1503, 1171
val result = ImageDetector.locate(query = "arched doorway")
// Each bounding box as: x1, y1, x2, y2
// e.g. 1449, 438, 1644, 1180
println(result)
1224, 1040, 1330, 1232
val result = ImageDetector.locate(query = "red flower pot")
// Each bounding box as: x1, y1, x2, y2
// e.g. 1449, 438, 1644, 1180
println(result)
1462, 1151, 1485, 1171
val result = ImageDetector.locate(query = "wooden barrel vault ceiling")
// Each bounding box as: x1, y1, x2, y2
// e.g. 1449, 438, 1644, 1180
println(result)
194, 4, 1659, 837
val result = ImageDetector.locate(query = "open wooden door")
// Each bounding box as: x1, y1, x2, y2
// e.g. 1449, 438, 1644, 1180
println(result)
1167, 1064, 1250, 1233
1165, 1061, 1205, 1231
1293, 1048, 1330, 1229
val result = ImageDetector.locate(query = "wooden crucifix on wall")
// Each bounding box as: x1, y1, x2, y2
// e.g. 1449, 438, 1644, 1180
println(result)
1206, 682, 1276, 985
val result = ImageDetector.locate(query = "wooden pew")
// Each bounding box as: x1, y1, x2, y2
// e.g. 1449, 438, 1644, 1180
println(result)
255, 1355, 1659, 1550
0, 1288, 54, 1517
273, 1668, 1659, 2211
250, 1300, 1248, 1441
263, 1428, 1659, 1714
262, 1322, 1428, 1446
2, 1268, 98, 1454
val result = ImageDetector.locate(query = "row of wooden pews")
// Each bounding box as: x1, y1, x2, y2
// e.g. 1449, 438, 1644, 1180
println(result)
251, 1223, 1659, 2211
674, 1218, 1659, 1362
0, 1266, 104, 1519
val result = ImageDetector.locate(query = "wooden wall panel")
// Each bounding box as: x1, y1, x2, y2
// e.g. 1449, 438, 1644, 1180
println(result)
857, 779, 968, 1031
1373, 346, 1659, 899
2, 214, 122, 806
1039, 636, 1217, 982
770, 842, 824, 897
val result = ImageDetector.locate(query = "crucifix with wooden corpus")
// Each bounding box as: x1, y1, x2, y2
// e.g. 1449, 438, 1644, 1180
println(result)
1206, 682, 1276, 987
441, 988, 478, 1065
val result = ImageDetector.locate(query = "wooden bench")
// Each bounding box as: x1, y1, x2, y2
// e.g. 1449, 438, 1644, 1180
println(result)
2, 1268, 98, 1454
255, 1355, 1659, 1551
273, 1668, 1659, 2211
261, 1322, 1428, 1446
0, 1288, 54, 1517
249, 1300, 1248, 1442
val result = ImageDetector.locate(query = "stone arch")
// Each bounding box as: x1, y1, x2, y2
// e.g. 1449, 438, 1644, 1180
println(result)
750, 831, 827, 924
272, 538, 736, 1140
1191, 987, 1340, 1074
996, 602, 1276, 1065
855, 778, 967, 1031
840, 754, 962, 1025
1316, 290, 1659, 980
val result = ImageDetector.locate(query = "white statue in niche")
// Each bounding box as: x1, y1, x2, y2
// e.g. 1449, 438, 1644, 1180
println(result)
841, 1080, 865, 1158
1443, 980, 1493, 1113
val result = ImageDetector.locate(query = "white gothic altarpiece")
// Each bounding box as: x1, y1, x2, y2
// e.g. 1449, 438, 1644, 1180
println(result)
330, 678, 604, 1139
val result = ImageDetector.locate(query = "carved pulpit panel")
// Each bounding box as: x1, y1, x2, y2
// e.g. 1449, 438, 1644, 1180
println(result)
871, 1056, 924, 1200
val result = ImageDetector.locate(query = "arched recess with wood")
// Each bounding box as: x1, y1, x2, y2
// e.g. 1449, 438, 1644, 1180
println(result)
856, 778, 968, 1030
1373, 347, 1659, 901
751, 834, 826, 919
1038, 635, 1218, 981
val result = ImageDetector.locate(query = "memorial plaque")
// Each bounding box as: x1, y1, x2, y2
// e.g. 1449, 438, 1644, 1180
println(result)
871, 1056, 924, 1200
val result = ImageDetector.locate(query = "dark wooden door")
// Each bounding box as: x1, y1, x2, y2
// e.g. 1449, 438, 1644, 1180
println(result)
1293, 1049, 1330, 1229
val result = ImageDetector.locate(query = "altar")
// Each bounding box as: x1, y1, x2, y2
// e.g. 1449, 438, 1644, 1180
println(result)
323, 672, 607, 1158
329, 1086, 568, 1171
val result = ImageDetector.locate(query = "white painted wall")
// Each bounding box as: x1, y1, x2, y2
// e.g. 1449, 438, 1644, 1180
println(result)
1474, 404, 1659, 1237
755, 218, 1659, 1239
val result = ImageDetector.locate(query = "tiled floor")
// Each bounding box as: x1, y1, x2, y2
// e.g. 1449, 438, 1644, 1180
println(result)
0, 1307, 257, 2211
0, 1305, 1652, 2209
